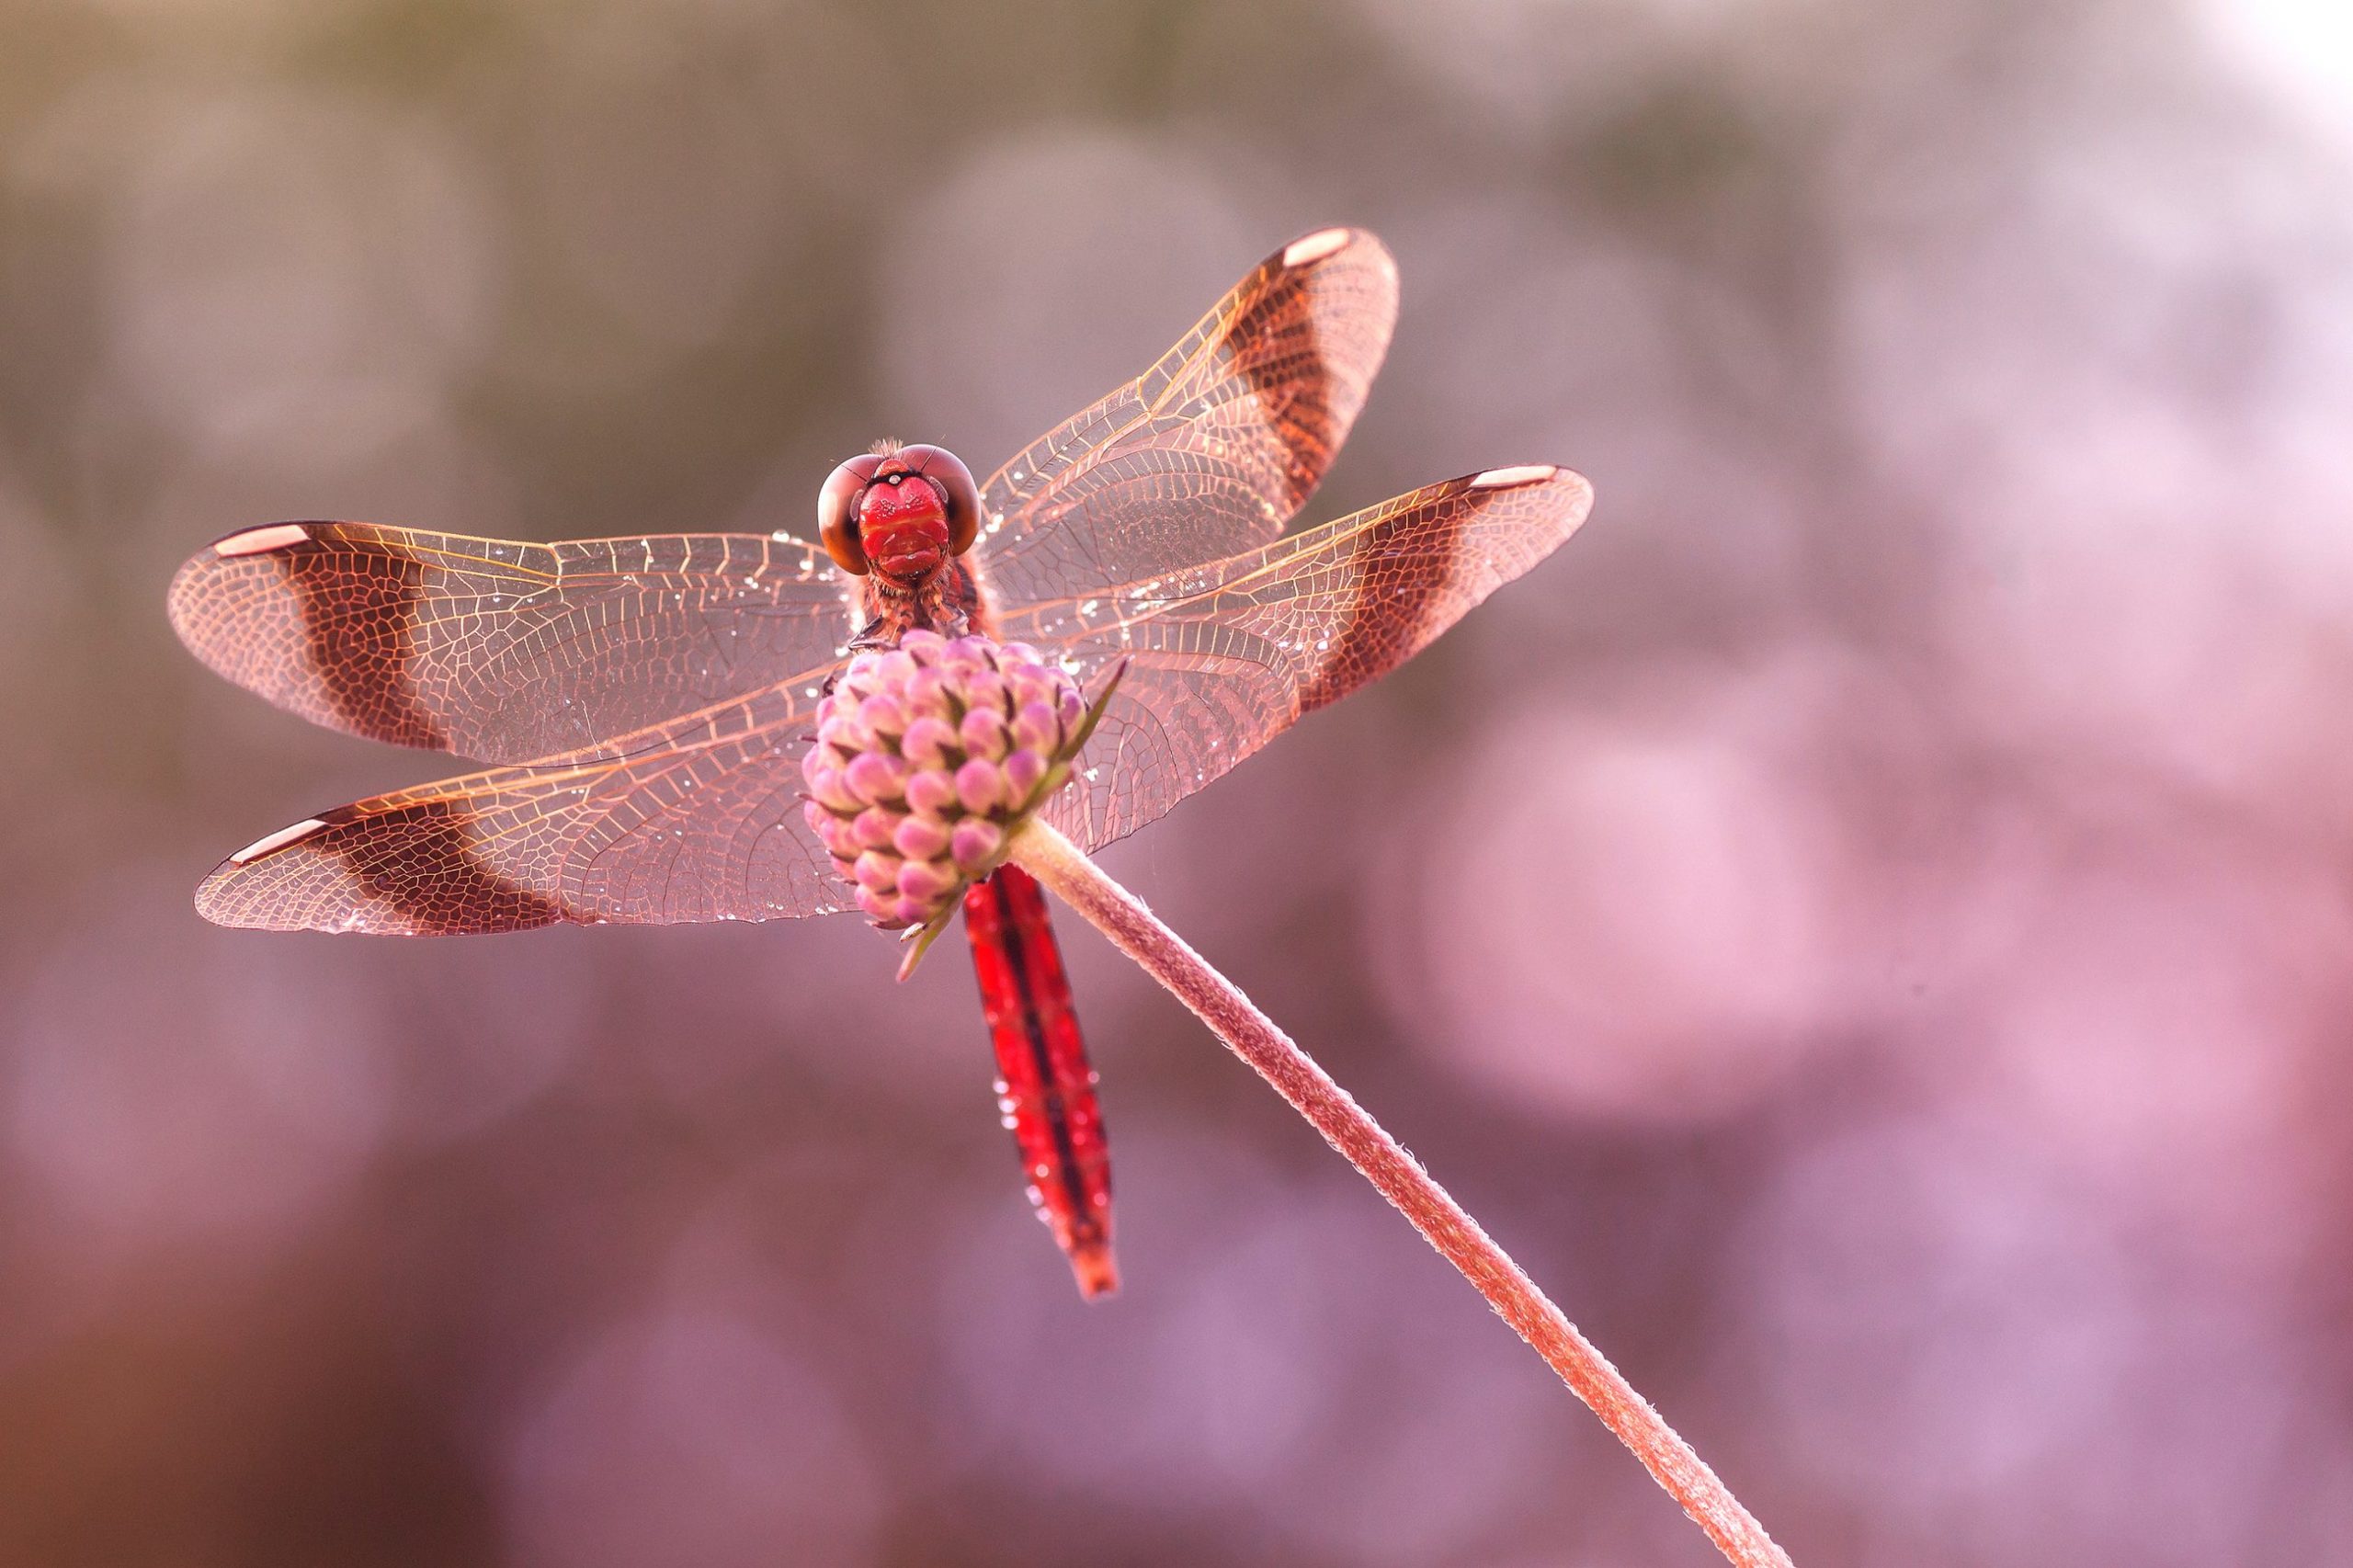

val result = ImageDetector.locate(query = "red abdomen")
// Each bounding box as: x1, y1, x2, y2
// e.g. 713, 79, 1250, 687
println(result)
962, 864, 1116, 1298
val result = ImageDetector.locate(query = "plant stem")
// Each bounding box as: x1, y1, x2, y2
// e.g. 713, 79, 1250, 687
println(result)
1007, 818, 1793, 1568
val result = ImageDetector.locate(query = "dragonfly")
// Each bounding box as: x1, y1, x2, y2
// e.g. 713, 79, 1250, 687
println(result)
167, 227, 1593, 1299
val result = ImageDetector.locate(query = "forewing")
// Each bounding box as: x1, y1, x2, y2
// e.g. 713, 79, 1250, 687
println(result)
977, 227, 1399, 607
996, 467, 1593, 852
196, 681, 849, 933
168, 522, 854, 764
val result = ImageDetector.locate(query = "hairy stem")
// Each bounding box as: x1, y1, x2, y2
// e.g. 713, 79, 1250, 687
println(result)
1006, 818, 1793, 1568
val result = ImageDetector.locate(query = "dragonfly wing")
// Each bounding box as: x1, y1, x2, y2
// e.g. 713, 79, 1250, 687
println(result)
996, 466, 1593, 852
195, 680, 848, 933
168, 522, 854, 764
976, 227, 1398, 606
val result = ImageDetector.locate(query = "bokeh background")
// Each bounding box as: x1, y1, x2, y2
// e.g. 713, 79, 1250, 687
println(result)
4, 0, 2351, 1562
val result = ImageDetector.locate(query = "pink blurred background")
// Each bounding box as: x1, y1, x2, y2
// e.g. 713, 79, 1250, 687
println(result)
5, 0, 2352, 1562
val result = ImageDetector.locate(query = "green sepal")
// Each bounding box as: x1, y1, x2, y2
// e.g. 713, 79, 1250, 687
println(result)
894, 899, 961, 983
1066, 657, 1128, 756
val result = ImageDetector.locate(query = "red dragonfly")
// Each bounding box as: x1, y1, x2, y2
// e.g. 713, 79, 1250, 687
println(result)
168, 228, 1592, 1298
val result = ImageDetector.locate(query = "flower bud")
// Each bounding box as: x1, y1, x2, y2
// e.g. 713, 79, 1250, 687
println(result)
801, 631, 1113, 931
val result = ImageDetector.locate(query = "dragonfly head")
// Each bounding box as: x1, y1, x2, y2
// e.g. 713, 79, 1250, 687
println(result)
817, 441, 982, 585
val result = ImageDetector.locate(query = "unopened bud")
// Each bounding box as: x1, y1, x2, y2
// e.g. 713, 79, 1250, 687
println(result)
801, 631, 1114, 932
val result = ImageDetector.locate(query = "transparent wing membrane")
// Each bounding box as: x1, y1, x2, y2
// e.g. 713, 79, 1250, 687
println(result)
169, 522, 852, 764
977, 228, 1398, 607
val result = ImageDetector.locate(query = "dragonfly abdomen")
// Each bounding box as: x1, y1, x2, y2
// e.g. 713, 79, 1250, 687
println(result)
963, 863, 1116, 1299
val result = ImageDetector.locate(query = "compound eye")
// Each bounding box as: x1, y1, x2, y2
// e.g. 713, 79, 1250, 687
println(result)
816, 454, 883, 574
900, 444, 982, 556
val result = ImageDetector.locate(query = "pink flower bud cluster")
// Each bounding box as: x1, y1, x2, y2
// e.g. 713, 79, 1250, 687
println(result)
802, 630, 1090, 927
